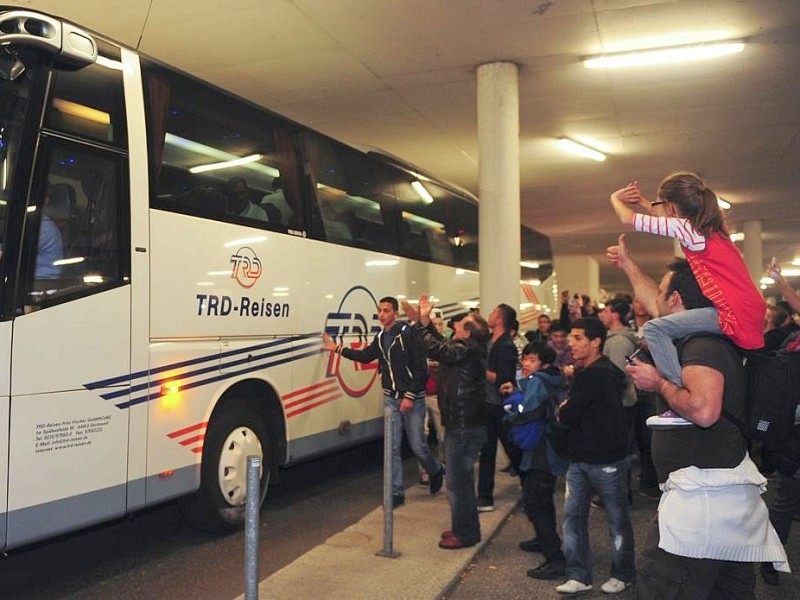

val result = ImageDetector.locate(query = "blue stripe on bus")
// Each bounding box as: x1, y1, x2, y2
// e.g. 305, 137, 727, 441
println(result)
99, 338, 322, 402
115, 346, 321, 409
85, 333, 318, 389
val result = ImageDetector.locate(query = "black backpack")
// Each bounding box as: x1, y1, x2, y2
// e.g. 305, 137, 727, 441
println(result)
734, 349, 800, 445
680, 333, 800, 447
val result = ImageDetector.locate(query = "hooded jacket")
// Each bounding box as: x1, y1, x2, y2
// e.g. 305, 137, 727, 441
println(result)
510, 366, 567, 474
340, 320, 427, 400
557, 355, 628, 464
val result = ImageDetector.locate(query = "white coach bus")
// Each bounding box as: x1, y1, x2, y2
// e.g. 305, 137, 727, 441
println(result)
0, 8, 553, 549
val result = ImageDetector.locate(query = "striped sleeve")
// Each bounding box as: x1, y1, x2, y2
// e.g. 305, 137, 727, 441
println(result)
632, 213, 706, 252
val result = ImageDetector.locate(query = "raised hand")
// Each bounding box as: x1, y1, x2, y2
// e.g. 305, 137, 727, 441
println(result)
606, 233, 631, 269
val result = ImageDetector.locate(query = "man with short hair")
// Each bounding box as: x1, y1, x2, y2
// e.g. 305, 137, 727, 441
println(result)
554, 317, 636, 595
547, 320, 575, 376
599, 297, 640, 507
476, 303, 521, 512
404, 294, 491, 549
599, 298, 639, 409
322, 296, 444, 508
526, 313, 551, 343
608, 234, 788, 598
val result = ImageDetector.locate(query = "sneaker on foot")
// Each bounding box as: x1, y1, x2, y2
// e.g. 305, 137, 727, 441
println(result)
556, 579, 592, 594
476, 496, 495, 512
646, 409, 692, 428
391, 494, 405, 508
600, 577, 631, 594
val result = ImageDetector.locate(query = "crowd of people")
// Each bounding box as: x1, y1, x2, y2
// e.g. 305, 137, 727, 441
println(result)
322, 171, 799, 598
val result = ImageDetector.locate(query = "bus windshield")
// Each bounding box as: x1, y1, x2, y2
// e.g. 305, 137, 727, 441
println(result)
0, 68, 33, 261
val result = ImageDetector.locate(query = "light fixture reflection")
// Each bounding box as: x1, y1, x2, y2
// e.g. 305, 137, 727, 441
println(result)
411, 180, 434, 204
557, 138, 606, 162
584, 40, 745, 69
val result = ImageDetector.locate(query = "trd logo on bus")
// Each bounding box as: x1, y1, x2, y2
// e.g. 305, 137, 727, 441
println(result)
324, 286, 382, 397
230, 246, 262, 288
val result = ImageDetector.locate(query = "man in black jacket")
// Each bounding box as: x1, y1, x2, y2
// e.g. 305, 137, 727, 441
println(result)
554, 317, 636, 595
323, 296, 444, 508
404, 294, 491, 550
477, 303, 520, 512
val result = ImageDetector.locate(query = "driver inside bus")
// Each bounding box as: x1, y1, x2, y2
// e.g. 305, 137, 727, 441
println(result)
35, 186, 70, 279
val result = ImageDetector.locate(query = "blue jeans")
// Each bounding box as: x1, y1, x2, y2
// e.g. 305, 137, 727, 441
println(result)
385, 395, 441, 495
643, 307, 720, 386
445, 425, 487, 544
562, 457, 636, 585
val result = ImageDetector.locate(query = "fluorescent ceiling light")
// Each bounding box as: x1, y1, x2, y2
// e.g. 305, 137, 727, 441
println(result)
190, 153, 263, 174
584, 40, 745, 69
557, 138, 606, 162
729, 232, 745, 242
411, 180, 434, 204
717, 197, 731, 210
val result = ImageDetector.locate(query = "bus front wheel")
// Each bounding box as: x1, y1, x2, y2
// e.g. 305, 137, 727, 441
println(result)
186, 407, 271, 533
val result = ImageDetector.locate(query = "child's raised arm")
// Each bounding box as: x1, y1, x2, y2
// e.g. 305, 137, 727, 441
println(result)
609, 182, 647, 226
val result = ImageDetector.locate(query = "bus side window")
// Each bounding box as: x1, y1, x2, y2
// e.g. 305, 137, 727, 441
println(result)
23, 140, 129, 310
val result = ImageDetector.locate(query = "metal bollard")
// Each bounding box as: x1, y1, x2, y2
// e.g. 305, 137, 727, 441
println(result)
376, 403, 400, 558
244, 455, 262, 599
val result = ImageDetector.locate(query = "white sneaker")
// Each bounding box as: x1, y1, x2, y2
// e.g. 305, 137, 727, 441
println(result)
556, 579, 593, 594
646, 410, 692, 429
601, 577, 631, 594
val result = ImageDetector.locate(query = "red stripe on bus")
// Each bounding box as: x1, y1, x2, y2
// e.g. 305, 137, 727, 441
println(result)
281, 378, 338, 401
179, 434, 205, 446
284, 386, 341, 410
167, 421, 208, 438
286, 393, 343, 418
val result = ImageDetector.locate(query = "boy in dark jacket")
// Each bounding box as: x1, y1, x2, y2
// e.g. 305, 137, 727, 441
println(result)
501, 341, 568, 580
553, 317, 636, 595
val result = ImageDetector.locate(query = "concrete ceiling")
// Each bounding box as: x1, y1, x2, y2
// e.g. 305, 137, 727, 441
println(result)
11, 0, 800, 295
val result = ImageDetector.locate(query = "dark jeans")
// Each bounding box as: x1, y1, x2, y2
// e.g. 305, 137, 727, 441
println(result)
477, 403, 521, 500
521, 468, 564, 564
768, 469, 800, 544
638, 516, 755, 600
445, 425, 487, 545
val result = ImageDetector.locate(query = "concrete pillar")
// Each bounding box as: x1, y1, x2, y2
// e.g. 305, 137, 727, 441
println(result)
742, 220, 763, 284
553, 255, 600, 306
477, 62, 520, 314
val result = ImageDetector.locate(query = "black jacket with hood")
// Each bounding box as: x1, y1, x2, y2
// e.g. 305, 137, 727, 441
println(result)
557, 355, 628, 464
340, 320, 427, 400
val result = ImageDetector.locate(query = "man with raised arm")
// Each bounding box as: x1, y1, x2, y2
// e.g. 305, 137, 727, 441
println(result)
322, 296, 444, 508
403, 294, 491, 549
607, 234, 788, 599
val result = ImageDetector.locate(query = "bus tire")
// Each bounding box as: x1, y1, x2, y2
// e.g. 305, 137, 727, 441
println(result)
185, 406, 271, 533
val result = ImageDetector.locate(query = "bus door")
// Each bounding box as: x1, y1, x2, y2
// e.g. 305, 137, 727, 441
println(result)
5, 50, 134, 549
